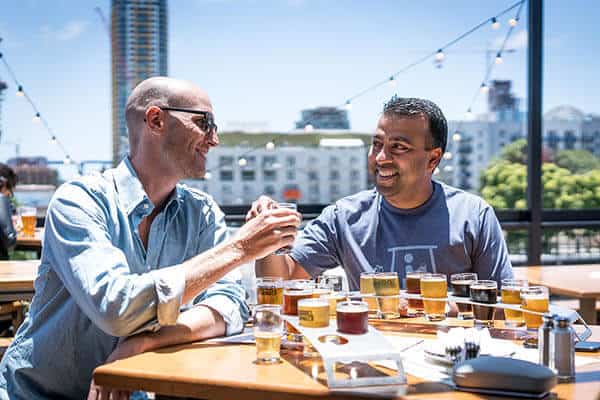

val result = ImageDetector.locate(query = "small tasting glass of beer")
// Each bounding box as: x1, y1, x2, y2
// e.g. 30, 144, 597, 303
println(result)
373, 272, 400, 319
18, 206, 37, 237
450, 272, 478, 320
282, 280, 314, 316
253, 305, 283, 364
336, 301, 369, 334
521, 286, 549, 330
470, 280, 498, 328
359, 272, 378, 315
256, 277, 284, 306
501, 279, 528, 327
405, 271, 426, 316
420, 273, 448, 322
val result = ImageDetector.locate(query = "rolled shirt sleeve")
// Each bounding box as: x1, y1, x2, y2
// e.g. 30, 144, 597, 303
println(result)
44, 182, 185, 337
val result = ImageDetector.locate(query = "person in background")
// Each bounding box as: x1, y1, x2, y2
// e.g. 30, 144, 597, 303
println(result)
251, 96, 513, 291
0, 163, 17, 261
0, 77, 301, 400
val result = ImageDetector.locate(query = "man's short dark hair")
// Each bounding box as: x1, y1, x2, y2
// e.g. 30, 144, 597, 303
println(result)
0, 163, 17, 192
382, 96, 448, 153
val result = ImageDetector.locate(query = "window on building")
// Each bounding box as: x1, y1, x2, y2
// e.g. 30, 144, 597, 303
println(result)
308, 170, 319, 181
242, 170, 255, 181
330, 156, 340, 166
219, 156, 234, 168
350, 170, 360, 180
264, 170, 277, 181
286, 156, 296, 168
220, 170, 233, 181
264, 185, 276, 196
330, 170, 340, 180
262, 156, 277, 169
286, 170, 296, 180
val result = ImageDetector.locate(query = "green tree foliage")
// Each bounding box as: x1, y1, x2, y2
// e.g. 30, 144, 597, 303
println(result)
555, 150, 600, 174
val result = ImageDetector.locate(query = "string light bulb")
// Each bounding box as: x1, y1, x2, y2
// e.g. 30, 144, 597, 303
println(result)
50, 136, 57, 144
344, 100, 352, 110
443, 165, 454, 172
508, 17, 518, 27
435, 49, 445, 62
238, 158, 247, 167
443, 152, 453, 160
265, 141, 275, 151
495, 52, 503, 64
480, 83, 489, 94
388, 76, 396, 87
64, 156, 72, 165
465, 108, 473, 119
491, 17, 500, 29
453, 133, 462, 142
33, 112, 41, 122
16, 85, 24, 97
304, 124, 314, 133
203, 172, 212, 180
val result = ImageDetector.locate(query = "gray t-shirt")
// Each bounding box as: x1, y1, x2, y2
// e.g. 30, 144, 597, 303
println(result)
290, 181, 513, 291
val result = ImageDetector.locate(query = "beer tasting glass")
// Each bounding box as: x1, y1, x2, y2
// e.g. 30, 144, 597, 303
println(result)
18, 206, 37, 237
420, 273, 447, 321
273, 202, 297, 255
337, 301, 369, 334
359, 272, 378, 315
450, 272, 478, 320
256, 277, 283, 305
521, 286, 549, 330
282, 280, 314, 316
253, 304, 283, 364
470, 280, 498, 327
373, 272, 400, 319
501, 279, 528, 327
320, 292, 347, 317
298, 298, 330, 328
405, 271, 426, 316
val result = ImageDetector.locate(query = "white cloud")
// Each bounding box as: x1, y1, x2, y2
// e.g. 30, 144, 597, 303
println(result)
41, 20, 89, 42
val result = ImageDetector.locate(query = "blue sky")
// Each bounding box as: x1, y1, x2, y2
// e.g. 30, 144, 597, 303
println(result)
0, 0, 598, 174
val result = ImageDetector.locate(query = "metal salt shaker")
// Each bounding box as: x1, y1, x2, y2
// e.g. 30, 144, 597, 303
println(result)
550, 315, 576, 382
538, 313, 554, 367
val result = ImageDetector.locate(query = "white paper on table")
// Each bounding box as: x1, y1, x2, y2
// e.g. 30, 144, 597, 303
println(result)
208, 327, 256, 344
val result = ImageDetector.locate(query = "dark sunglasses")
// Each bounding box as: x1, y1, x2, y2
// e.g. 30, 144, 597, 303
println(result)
160, 107, 218, 135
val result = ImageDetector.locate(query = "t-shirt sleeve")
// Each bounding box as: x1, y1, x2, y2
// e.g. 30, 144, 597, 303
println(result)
290, 204, 342, 278
472, 204, 514, 285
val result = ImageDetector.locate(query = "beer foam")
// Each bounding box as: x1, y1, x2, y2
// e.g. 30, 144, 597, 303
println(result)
298, 298, 328, 307
522, 293, 548, 300
470, 283, 496, 290
337, 304, 368, 313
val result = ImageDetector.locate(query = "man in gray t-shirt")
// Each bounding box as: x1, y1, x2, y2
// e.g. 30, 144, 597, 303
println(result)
251, 96, 513, 290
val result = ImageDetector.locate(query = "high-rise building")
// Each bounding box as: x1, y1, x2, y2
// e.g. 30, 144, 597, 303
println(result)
0, 79, 7, 141
295, 107, 350, 130
111, 0, 168, 165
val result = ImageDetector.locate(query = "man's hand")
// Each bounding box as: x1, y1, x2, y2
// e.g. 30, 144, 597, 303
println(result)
235, 207, 301, 261
246, 195, 278, 221
87, 336, 148, 400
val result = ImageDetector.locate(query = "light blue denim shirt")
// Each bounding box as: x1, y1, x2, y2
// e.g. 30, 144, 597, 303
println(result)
0, 158, 249, 399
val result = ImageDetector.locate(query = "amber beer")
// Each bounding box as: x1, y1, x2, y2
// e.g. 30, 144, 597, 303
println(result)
450, 273, 477, 320
19, 206, 37, 237
298, 298, 330, 328
501, 279, 528, 327
336, 301, 369, 334
420, 274, 447, 321
283, 289, 313, 315
405, 272, 425, 316
470, 280, 498, 327
521, 286, 549, 329
256, 277, 283, 305
359, 272, 378, 314
373, 272, 400, 319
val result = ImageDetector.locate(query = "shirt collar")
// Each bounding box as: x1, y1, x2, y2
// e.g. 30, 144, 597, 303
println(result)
113, 157, 152, 216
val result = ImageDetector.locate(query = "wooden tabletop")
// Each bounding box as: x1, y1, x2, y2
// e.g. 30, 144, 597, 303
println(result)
0, 260, 38, 294
94, 319, 600, 400
16, 228, 43, 248
514, 265, 600, 298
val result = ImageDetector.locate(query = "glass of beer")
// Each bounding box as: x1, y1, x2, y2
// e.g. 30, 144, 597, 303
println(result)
18, 206, 37, 237
450, 273, 478, 320
470, 280, 498, 327
360, 272, 378, 315
256, 277, 284, 305
298, 298, 330, 328
521, 286, 549, 330
337, 301, 369, 334
282, 280, 314, 316
253, 304, 283, 364
273, 202, 297, 255
501, 279, 528, 327
318, 275, 343, 292
420, 273, 447, 321
373, 272, 400, 319
320, 292, 347, 317
405, 271, 425, 316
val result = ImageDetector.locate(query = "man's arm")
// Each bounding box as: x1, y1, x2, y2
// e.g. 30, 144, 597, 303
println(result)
255, 254, 311, 280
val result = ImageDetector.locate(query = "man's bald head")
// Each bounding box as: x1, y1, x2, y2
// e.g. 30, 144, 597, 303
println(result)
125, 76, 211, 152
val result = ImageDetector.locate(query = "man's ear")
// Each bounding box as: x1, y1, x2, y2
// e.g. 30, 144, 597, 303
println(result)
429, 148, 443, 172
145, 106, 165, 133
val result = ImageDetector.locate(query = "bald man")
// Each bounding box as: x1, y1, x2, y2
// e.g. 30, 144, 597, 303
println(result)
0, 77, 301, 400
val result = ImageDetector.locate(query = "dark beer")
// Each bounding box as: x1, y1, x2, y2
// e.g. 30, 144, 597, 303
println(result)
470, 280, 497, 327
336, 301, 369, 334
283, 290, 314, 315
450, 273, 477, 320
405, 272, 425, 315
